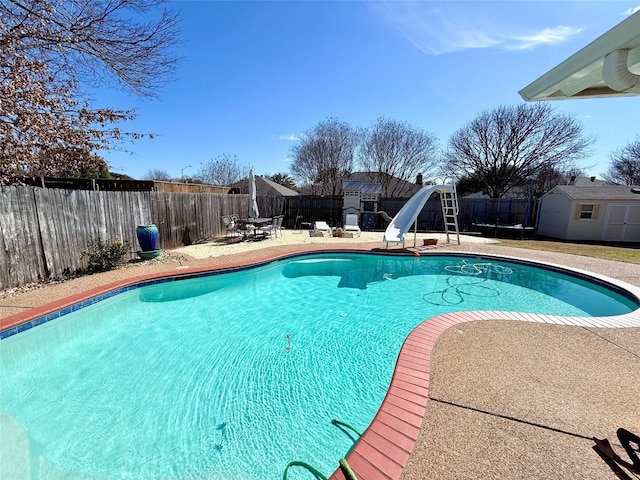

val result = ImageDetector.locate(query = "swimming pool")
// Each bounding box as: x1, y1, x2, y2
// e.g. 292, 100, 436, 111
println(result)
1, 252, 638, 479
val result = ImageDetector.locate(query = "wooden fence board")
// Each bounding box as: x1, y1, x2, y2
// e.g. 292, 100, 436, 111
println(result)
34, 188, 65, 278
0, 187, 45, 287
17, 188, 45, 285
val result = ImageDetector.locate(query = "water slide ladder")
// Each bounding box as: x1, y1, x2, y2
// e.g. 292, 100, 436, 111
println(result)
382, 183, 461, 248
440, 186, 460, 245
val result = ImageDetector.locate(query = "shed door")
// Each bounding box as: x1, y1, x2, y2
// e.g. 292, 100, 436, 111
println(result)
623, 204, 640, 242
603, 204, 640, 242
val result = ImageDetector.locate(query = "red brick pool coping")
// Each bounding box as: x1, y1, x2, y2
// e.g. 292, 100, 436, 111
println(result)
2, 249, 640, 480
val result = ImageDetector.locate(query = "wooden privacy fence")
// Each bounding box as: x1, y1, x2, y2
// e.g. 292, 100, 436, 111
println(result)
1, 186, 534, 290
282, 196, 537, 232
0, 187, 286, 290
18, 177, 229, 193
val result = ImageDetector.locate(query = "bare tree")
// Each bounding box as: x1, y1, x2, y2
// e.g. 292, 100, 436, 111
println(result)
290, 117, 361, 196
197, 154, 248, 185
358, 117, 438, 197
144, 169, 172, 181
2, 0, 179, 97
0, 0, 180, 185
444, 104, 594, 199
519, 165, 585, 198
602, 135, 640, 185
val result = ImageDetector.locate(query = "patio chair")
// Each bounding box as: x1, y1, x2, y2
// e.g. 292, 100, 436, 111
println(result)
313, 221, 332, 237
343, 214, 361, 237
275, 215, 284, 237
258, 216, 280, 239
222, 215, 238, 237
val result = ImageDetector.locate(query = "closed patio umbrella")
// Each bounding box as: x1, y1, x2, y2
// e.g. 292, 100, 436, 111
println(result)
248, 170, 259, 219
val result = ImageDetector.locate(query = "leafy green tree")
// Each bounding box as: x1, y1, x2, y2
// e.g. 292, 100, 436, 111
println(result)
454, 173, 486, 198
267, 172, 297, 191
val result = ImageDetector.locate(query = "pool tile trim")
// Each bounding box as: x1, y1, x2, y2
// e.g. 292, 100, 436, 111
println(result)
0, 250, 343, 338
2, 250, 640, 480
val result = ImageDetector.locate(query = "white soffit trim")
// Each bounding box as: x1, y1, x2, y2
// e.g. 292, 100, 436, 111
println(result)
519, 11, 640, 101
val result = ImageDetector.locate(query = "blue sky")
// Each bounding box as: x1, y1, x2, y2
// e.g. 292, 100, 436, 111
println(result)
94, 1, 640, 182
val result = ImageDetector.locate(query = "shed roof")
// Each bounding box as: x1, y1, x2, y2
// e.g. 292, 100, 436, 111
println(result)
342, 180, 363, 191
342, 179, 382, 194
551, 185, 640, 200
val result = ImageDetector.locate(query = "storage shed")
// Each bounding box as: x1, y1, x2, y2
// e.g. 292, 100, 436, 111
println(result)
536, 185, 640, 242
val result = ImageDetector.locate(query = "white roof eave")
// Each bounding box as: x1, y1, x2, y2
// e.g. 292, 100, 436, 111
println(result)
519, 11, 640, 101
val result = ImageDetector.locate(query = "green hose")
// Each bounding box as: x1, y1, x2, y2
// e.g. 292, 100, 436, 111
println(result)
331, 419, 362, 438
283, 419, 362, 479
282, 460, 327, 480
339, 458, 358, 480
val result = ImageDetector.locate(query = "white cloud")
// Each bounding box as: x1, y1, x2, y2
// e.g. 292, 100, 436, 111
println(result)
506, 26, 584, 51
370, 1, 583, 55
623, 6, 640, 15
277, 134, 300, 141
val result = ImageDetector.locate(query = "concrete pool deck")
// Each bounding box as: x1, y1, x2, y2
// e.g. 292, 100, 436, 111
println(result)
1, 231, 639, 479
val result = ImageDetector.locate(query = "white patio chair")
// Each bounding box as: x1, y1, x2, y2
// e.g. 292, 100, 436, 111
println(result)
275, 215, 284, 237
258, 216, 279, 239
343, 214, 361, 237
313, 221, 332, 237
222, 215, 238, 237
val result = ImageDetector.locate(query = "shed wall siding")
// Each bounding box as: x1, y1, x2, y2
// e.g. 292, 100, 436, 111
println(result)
536, 192, 571, 238
565, 201, 606, 240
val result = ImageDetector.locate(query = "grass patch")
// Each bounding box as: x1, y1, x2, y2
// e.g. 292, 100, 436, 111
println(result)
496, 239, 640, 264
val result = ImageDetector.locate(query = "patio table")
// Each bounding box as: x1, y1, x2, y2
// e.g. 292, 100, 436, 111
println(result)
237, 218, 272, 240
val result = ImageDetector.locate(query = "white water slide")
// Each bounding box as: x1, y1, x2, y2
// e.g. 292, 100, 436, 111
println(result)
383, 184, 456, 247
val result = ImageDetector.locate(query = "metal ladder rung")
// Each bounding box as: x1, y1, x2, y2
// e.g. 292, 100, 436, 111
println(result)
439, 189, 460, 245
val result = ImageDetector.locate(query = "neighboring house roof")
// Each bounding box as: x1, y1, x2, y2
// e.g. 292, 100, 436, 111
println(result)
548, 185, 640, 201
259, 176, 299, 196
229, 176, 299, 196
519, 11, 640, 100
569, 176, 619, 187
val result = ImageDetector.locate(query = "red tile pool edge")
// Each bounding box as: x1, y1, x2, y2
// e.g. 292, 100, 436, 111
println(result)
329, 307, 640, 480
2, 249, 640, 479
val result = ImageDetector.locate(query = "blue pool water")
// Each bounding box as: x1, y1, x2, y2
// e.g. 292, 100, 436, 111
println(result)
1, 253, 637, 479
